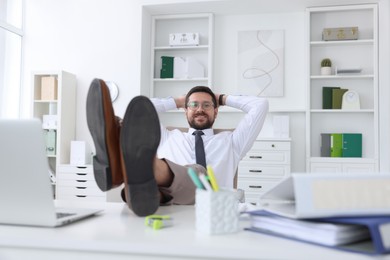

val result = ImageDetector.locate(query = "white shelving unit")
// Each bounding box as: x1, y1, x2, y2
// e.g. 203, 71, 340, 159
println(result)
32, 71, 77, 183
150, 13, 214, 98
306, 4, 378, 172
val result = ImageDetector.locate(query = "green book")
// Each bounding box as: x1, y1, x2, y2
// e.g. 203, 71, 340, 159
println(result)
322, 87, 340, 109
342, 133, 362, 157
332, 88, 348, 109
330, 133, 343, 157
160, 56, 174, 78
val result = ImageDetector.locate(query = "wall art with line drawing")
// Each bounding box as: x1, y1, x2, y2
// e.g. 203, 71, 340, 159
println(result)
237, 30, 284, 97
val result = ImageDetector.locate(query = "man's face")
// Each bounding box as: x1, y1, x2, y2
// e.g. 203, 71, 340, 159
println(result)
185, 92, 218, 130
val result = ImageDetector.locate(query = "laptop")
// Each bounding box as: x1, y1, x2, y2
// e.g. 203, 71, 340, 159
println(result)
0, 119, 102, 227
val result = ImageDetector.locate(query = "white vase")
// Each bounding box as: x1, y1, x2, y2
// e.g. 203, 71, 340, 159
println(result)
321, 67, 332, 75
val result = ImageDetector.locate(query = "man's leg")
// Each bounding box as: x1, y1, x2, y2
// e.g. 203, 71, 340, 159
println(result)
86, 79, 124, 191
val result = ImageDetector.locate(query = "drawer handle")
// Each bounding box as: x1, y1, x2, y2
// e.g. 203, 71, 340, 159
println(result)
76, 180, 87, 183
249, 170, 262, 173
76, 173, 87, 176
249, 185, 262, 189
272, 144, 275, 148
76, 195, 87, 198
76, 187, 87, 189
77, 166, 87, 169
249, 156, 262, 159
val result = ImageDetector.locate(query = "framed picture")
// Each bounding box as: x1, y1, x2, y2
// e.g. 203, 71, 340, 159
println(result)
237, 30, 284, 97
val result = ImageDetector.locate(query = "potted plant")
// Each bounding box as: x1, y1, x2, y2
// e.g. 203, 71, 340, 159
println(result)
320, 58, 332, 75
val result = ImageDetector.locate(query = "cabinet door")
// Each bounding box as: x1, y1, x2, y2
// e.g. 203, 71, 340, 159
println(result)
310, 162, 342, 173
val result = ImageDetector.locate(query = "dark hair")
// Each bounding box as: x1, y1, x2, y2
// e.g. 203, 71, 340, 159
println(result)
185, 86, 217, 108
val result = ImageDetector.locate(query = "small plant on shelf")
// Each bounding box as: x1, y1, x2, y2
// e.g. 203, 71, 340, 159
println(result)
320, 58, 332, 75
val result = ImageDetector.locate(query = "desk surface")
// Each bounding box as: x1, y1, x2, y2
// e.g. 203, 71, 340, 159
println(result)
0, 201, 387, 260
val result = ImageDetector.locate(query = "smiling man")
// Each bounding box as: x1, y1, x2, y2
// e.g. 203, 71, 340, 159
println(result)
87, 81, 268, 217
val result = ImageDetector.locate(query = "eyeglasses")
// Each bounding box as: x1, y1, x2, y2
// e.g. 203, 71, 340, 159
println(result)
187, 101, 215, 111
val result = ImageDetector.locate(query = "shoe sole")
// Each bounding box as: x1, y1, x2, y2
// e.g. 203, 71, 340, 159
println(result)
120, 96, 160, 216
86, 79, 113, 191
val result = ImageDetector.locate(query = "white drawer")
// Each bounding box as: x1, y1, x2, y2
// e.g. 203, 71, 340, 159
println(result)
237, 178, 280, 193
56, 193, 106, 202
58, 179, 100, 189
56, 186, 104, 196
58, 165, 93, 173
250, 141, 291, 151
242, 150, 290, 164
238, 162, 289, 178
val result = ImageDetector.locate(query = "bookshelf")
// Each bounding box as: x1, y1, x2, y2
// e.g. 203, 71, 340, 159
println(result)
150, 13, 214, 98
306, 4, 378, 172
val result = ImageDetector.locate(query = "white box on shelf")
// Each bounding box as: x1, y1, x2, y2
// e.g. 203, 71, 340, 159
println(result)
70, 141, 91, 166
169, 33, 199, 46
273, 115, 289, 138
174, 57, 204, 79
42, 115, 58, 129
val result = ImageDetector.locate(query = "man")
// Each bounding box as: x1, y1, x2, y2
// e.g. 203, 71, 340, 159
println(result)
86, 79, 268, 217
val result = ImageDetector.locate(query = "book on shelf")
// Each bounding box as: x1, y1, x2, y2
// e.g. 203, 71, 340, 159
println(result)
245, 209, 390, 255
160, 56, 174, 78
332, 88, 349, 109
322, 86, 340, 109
321, 133, 362, 158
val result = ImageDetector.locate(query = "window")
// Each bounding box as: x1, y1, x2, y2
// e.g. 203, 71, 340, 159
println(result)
0, 0, 23, 118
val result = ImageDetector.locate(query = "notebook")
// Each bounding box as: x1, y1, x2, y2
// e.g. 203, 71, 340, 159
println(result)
258, 173, 390, 219
0, 119, 102, 227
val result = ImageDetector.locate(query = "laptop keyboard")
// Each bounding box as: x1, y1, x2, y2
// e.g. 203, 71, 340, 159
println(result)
56, 212, 76, 219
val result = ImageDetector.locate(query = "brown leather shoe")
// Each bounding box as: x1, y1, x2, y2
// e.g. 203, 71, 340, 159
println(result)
86, 79, 124, 191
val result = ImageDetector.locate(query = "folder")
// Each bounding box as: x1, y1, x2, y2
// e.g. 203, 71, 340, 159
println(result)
160, 56, 174, 78
43, 129, 56, 155
258, 173, 390, 219
330, 133, 342, 157
322, 87, 340, 109
320, 133, 331, 157
246, 210, 390, 255
332, 88, 348, 109
342, 133, 362, 157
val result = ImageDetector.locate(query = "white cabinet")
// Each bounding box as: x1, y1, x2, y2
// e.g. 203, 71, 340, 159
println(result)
237, 139, 291, 204
32, 71, 76, 177
56, 165, 106, 202
306, 5, 378, 172
150, 13, 213, 97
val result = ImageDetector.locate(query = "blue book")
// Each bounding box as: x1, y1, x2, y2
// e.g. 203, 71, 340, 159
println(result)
245, 210, 390, 255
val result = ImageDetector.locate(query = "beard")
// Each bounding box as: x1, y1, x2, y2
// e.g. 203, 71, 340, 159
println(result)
188, 112, 214, 130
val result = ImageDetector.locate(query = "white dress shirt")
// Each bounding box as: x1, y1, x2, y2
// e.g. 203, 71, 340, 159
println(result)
151, 95, 269, 188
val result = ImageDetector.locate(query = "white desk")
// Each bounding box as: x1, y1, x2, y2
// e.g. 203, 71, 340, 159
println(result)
0, 201, 387, 260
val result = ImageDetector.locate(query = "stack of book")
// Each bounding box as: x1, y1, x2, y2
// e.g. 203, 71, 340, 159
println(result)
321, 133, 362, 157
245, 173, 390, 255
322, 86, 348, 109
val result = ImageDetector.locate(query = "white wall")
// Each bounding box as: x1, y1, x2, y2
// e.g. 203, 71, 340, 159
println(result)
23, 0, 145, 147
23, 0, 389, 172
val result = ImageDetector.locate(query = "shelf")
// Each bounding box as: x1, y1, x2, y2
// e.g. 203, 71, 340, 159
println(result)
154, 45, 209, 50
310, 39, 374, 46
154, 77, 208, 82
310, 157, 376, 163
34, 100, 58, 103
310, 109, 374, 113
310, 75, 374, 79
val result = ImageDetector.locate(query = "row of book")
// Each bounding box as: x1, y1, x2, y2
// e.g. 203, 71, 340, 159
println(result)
245, 173, 390, 255
322, 86, 348, 109
160, 56, 204, 79
321, 133, 362, 157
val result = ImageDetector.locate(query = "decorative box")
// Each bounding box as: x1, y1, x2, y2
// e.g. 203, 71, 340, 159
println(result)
169, 33, 199, 46
41, 76, 58, 100
322, 27, 358, 41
